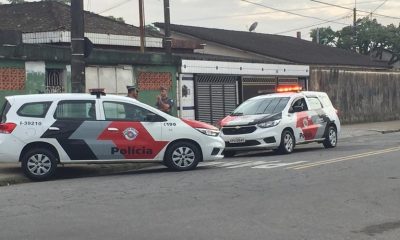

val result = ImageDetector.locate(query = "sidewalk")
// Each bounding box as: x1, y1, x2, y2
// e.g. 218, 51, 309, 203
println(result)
340, 120, 400, 139
1, 120, 399, 186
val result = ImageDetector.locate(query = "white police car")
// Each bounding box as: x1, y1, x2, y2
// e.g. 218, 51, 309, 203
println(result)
0, 90, 224, 180
219, 87, 340, 156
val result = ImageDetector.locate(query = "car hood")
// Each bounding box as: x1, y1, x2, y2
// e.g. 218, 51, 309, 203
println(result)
220, 113, 282, 127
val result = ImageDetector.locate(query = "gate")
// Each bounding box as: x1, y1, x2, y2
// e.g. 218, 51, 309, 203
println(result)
195, 75, 238, 125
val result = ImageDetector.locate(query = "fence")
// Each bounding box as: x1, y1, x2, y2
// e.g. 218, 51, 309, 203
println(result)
309, 68, 400, 124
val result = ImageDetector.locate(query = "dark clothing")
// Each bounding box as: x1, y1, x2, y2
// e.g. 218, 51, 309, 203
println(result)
156, 97, 174, 114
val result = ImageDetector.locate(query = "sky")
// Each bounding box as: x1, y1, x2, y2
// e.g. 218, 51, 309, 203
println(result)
2, 0, 400, 40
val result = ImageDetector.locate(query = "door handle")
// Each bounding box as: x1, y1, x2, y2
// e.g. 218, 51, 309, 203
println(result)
48, 127, 60, 131
107, 127, 119, 132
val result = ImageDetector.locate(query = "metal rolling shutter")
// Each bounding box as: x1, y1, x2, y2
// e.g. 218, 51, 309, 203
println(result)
195, 75, 238, 125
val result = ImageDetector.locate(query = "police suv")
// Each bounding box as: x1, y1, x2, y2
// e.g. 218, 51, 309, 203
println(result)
0, 90, 224, 180
220, 87, 340, 157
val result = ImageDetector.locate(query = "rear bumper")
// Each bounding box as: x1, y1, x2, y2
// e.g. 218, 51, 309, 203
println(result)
0, 135, 24, 162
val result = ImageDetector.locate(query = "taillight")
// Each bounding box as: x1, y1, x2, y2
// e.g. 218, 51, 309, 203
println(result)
0, 123, 17, 134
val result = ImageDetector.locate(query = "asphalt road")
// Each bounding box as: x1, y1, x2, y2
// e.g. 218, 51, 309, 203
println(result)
1, 133, 400, 240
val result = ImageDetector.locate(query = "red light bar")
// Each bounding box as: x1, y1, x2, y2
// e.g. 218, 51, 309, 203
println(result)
276, 85, 302, 93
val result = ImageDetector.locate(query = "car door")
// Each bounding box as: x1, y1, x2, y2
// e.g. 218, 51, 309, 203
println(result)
41, 99, 103, 161
305, 96, 329, 140
98, 101, 168, 161
291, 97, 318, 142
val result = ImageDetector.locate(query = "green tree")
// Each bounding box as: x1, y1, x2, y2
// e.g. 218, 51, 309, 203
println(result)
42, 0, 71, 4
7, 0, 71, 4
310, 27, 336, 46
106, 16, 125, 23
7, 0, 25, 3
310, 18, 400, 55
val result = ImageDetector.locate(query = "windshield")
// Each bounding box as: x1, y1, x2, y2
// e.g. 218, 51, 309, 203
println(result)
231, 97, 290, 116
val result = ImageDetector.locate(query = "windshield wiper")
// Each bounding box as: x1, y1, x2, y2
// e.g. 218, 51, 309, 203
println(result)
231, 112, 243, 116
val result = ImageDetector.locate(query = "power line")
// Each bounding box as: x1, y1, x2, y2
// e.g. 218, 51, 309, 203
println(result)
98, 0, 132, 14
310, 0, 400, 20
177, 0, 385, 22
240, 0, 349, 25
370, 0, 388, 15
274, 13, 352, 35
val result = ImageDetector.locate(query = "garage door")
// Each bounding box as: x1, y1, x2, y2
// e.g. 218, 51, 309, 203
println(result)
195, 75, 238, 125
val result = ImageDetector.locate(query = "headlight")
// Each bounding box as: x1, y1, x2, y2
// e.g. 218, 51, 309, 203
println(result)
257, 119, 281, 128
195, 128, 220, 136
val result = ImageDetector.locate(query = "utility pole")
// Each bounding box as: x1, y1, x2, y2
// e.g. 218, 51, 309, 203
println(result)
353, 0, 357, 52
71, 0, 85, 93
138, 0, 145, 53
163, 0, 172, 55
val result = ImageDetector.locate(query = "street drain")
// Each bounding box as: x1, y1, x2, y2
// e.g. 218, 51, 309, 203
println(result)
359, 221, 400, 236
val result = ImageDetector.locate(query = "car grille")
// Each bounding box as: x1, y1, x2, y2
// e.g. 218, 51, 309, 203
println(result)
222, 126, 257, 135
225, 140, 260, 147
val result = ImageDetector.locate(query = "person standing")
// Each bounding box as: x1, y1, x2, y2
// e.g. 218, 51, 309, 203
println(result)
126, 85, 139, 99
156, 86, 174, 114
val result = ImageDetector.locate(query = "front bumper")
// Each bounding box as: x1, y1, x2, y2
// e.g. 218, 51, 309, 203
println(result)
221, 126, 281, 151
201, 136, 225, 161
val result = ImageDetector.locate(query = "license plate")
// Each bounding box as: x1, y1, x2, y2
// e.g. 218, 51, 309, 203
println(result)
229, 138, 246, 143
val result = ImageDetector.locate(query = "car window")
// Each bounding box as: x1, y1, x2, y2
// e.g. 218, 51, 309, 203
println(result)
103, 101, 160, 122
307, 97, 323, 110
318, 94, 334, 108
231, 97, 290, 116
291, 98, 308, 112
54, 100, 96, 120
1, 101, 11, 123
17, 102, 52, 118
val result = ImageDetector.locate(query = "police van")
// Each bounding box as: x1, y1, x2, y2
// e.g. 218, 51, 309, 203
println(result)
0, 90, 224, 180
219, 86, 340, 157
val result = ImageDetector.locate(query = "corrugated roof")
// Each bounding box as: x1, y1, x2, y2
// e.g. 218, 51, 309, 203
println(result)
154, 23, 388, 68
0, 1, 162, 37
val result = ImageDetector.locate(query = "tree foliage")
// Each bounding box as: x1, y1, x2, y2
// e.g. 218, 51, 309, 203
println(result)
7, 0, 71, 4
7, 0, 25, 3
310, 17, 400, 55
106, 16, 125, 23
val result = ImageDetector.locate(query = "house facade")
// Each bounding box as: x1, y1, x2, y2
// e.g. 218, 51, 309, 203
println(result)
155, 23, 400, 123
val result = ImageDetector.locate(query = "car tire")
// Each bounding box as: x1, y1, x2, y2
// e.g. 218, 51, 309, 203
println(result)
21, 148, 58, 181
223, 150, 236, 158
278, 130, 295, 154
164, 142, 201, 171
323, 125, 337, 148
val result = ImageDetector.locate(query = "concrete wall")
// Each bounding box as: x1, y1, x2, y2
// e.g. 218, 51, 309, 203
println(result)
309, 67, 400, 124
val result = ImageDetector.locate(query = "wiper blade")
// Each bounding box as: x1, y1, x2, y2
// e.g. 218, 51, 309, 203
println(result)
231, 112, 243, 116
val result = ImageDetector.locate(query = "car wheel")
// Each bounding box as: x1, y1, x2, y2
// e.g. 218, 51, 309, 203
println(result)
21, 148, 57, 181
278, 130, 295, 154
223, 150, 236, 158
323, 126, 337, 148
164, 142, 201, 171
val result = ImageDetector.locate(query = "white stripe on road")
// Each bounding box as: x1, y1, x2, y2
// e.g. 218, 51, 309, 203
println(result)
252, 161, 308, 169
227, 161, 279, 169
218, 161, 254, 167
